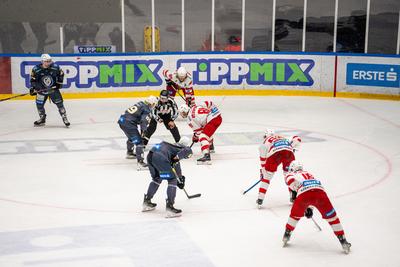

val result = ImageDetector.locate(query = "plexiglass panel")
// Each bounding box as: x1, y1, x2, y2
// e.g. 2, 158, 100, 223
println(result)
337, 0, 367, 53
245, 0, 273, 51
367, 0, 399, 54
155, 0, 182, 52
124, 0, 151, 52
185, 0, 212, 51
274, 0, 304, 51
305, 0, 335, 52
215, 0, 242, 51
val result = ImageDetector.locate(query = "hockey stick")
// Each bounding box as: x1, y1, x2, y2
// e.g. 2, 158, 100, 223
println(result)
172, 167, 201, 199
0, 86, 58, 103
311, 217, 322, 231
242, 179, 261, 195
0, 93, 29, 102
170, 83, 187, 103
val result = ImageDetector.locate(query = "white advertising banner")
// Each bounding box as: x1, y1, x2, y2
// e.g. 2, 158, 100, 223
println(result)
10, 53, 335, 94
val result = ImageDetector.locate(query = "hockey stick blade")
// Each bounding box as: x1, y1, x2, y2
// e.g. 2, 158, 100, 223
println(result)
188, 193, 201, 199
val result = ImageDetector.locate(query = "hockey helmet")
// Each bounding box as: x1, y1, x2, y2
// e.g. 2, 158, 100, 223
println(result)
177, 66, 187, 80
160, 89, 169, 102
145, 95, 158, 107
178, 104, 190, 118
41, 54, 52, 62
288, 161, 303, 173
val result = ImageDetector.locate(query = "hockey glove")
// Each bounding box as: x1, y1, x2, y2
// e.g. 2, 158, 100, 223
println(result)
192, 134, 199, 143
165, 79, 173, 87
186, 97, 195, 107
305, 207, 313, 219
29, 88, 37, 96
290, 190, 297, 203
177, 175, 185, 189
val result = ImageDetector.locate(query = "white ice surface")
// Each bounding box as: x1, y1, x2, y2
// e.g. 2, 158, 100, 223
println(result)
0, 96, 399, 267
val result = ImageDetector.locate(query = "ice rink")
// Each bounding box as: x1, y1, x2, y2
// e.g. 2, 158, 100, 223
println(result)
0, 95, 399, 267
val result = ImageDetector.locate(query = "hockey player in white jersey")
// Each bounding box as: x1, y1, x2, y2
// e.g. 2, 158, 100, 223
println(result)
163, 66, 195, 106
178, 101, 222, 164
257, 130, 301, 207
282, 161, 351, 254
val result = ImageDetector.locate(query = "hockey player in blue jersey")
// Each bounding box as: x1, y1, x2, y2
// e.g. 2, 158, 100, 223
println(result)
142, 136, 193, 218
118, 96, 158, 169
29, 54, 70, 127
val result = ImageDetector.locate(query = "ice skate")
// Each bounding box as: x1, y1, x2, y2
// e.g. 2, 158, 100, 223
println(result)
137, 159, 148, 171
282, 229, 292, 247
165, 200, 182, 218
61, 114, 70, 127
197, 153, 211, 165
142, 194, 157, 212
337, 235, 351, 254
126, 150, 136, 159
34, 115, 46, 126
256, 198, 263, 209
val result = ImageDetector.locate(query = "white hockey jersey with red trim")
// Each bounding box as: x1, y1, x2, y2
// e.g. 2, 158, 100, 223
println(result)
187, 101, 221, 133
285, 171, 325, 197
259, 136, 294, 160
163, 69, 193, 89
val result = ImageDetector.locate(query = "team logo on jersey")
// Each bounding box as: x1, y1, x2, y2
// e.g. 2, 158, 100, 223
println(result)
41, 75, 54, 87
21, 60, 163, 89
177, 58, 314, 86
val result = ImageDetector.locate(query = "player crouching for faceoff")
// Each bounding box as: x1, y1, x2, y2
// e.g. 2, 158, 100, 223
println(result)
142, 136, 193, 218
282, 161, 351, 254
257, 130, 301, 207
118, 96, 158, 169
29, 54, 70, 127
163, 66, 195, 106
178, 101, 222, 164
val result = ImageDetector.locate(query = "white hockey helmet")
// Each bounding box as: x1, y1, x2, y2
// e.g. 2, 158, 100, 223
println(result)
263, 129, 275, 138
41, 54, 52, 62
178, 136, 190, 147
288, 160, 303, 173
177, 66, 187, 80
178, 104, 190, 118
144, 95, 158, 107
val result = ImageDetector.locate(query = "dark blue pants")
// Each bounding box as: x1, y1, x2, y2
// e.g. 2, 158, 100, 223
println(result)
35, 90, 66, 117
145, 151, 178, 204
118, 115, 144, 161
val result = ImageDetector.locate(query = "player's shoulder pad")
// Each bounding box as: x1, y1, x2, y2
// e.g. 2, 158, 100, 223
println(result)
50, 63, 60, 70
32, 65, 41, 72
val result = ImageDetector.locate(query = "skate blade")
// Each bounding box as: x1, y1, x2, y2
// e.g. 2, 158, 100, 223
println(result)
282, 239, 289, 247
126, 155, 137, 159
34, 124, 45, 127
137, 166, 148, 171
342, 244, 351, 254
165, 212, 182, 218
257, 205, 263, 209
142, 206, 156, 212
197, 161, 212, 165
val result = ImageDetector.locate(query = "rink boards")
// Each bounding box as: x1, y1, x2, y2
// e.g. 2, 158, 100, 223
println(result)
0, 52, 399, 100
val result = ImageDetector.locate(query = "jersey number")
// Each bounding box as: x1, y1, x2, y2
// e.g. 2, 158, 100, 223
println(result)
301, 172, 314, 180
127, 106, 138, 114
